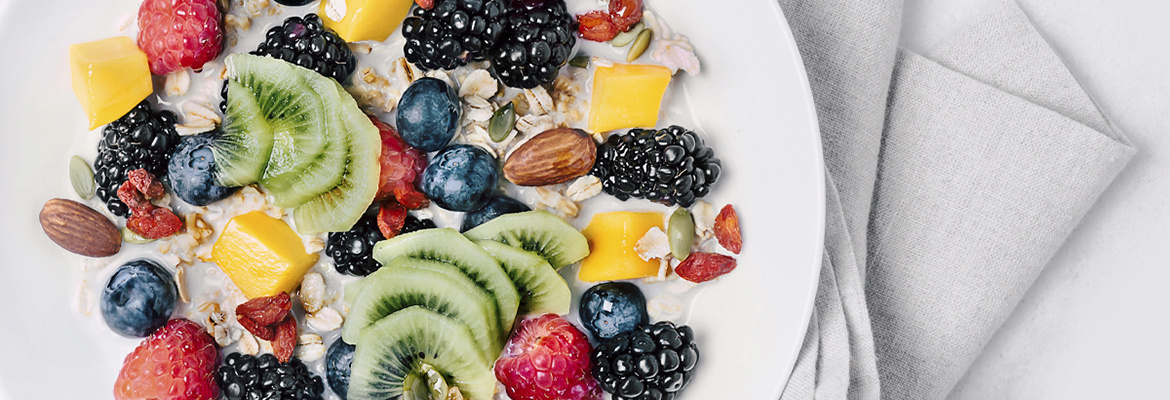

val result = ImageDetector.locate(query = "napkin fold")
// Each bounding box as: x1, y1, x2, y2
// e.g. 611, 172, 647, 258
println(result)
777, 1, 1135, 398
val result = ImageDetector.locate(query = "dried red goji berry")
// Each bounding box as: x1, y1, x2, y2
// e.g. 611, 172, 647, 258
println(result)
127, 168, 165, 199
126, 207, 183, 239
675, 252, 737, 283
237, 314, 276, 341
394, 186, 430, 210
236, 292, 292, 326
577, 10, 619, 42
608, 0, 643, 31
415, 0, 434, 10
377, 201, 408, 240
272, 314, 298, 363
117, 180, 154, 214
714, 204, 742, 254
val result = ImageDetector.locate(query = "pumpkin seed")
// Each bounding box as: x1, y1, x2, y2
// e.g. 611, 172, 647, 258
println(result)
121, 227, 156, 245
627, 29, 653, 62
609, 22, 645, 47
69, 156, 95, 200
668, 207, 695, 260
489, 102, 516, 142
569, 54, 590, 68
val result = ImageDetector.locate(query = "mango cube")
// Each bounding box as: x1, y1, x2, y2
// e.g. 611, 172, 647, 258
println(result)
579, 211, 664, 282
69, 36, 153, 130
319, 0, 414, 43
588, 63, 672, 133
212, 211, 319, 299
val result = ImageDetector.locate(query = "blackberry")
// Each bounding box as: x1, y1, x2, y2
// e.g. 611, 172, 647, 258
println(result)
590, 126, 722, 208
489, 0, 576, 88
402, 0, 509, 71
591, 322, 699, 400
216, 353, 326, 400
94, 101, 180, 217
253, 14, 356, 83
326, 213, 436, 276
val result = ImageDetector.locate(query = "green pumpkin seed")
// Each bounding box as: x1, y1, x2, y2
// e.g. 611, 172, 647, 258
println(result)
609, 22, 645, 47
627, 29, 653, 62
121, 227, 156, 245
569, 54, 591, 68
69, 156, 95, 200
489, 102, 516, 142
668, 207, 695, 260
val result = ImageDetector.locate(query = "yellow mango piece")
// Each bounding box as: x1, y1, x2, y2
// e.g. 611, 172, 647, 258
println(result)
319, 0, 414, 43
579, 211, 664, 282
212, 211, 320, 299
69, 36, 153, 130
588, 63, 672, 133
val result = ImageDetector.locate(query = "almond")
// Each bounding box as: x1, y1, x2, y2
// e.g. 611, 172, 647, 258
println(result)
40, 198, 121, 257
503, 128, 597, 186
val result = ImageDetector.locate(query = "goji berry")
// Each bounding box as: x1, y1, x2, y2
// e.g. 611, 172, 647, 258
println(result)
235, 292, 292, 326
675, 252, 737, 283
577, 11, 619, 42
714, 204, 742, 254
415, 0, 434, 10
273, 314, 298, 363
394, 186, 430, 210
237, 314, 276, 341
608, 0, 643, 31
127, 168, 165, 199
117, 180, 154, 214
126, 207, 183, 239
377, 201, 408, 239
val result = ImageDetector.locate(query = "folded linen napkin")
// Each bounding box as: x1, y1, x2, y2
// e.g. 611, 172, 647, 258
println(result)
776, 1, 1135, 398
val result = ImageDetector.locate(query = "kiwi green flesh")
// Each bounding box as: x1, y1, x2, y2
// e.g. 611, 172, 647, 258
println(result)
225, 54, 328, 186
347, 306, 496, 400
476, 239, 571, 316
291, 79, 381, 234
373, 228, 520, 333
213, 80, 274, 187
263, 72, 349, 208
464, 210, 590, 269
342, 257, 502, 360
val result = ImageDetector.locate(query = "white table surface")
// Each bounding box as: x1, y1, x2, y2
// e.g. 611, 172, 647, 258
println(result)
897, 0, 1170, 398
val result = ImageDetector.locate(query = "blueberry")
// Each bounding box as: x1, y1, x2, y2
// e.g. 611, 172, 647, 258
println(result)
397, 77, 461, 151
167, 132, 239, 206
100, 259, 177, 337
325, 339, 356, 400
460, 194, 530, 231
580, 282, 649, 340
421, 145, 499, 211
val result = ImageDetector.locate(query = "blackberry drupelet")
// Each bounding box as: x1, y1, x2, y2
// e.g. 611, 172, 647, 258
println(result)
326, 213, 436, 276
489, 0, 576, 88
402, 0, 509, 71
253, 14, 357, 82
590, 126, 722, 208
94, 101, 180, 217
216, 353, 326, 400
592, 321, 699, 400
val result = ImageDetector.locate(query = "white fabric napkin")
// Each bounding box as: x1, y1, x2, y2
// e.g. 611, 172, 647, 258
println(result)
776, 0, 1135, 398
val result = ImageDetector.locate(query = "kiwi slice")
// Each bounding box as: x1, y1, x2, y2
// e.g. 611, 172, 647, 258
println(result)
347, 306, 496, 400
291, 80, 381, 234
212, 80, 274, 186
372, 228, 520, 333
476, 240, 571, 316
342, 257, 502, 359
464, 210, 590, 269
263, 71, 349, 207
225, 54, 328, 187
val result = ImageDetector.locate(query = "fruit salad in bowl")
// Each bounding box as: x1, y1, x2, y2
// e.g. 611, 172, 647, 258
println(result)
40, 0, 750, 399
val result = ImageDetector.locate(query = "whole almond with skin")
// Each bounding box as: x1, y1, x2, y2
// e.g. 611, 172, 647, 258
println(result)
504, 128, 597, 186
40, 198, 121, 257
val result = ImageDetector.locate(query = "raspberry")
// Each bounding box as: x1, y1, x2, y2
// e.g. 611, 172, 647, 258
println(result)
371, 115, 428, 209
577, 10, 619, 42
495, 314, 602, 400
608, 0, 643, 31
713, 204, 741, 254
114, 319, 220, 400
675, 252, 737, 283
137, 0, 223, 75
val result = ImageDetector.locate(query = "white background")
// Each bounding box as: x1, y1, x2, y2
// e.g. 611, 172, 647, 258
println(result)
899, 0, 1170, 398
